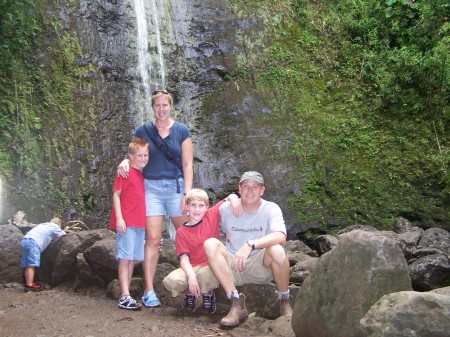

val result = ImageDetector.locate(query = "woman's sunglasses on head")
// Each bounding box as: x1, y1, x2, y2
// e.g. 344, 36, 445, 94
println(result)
152, 90, 169, 95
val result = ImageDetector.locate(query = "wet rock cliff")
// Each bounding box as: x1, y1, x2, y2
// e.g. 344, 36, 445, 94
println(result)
30, 0, 298, 231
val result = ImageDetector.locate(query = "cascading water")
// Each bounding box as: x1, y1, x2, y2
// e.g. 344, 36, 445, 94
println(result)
133, 0, 173, 237
149, 0, 166, 89
134, 0, 151, 126
133, 0, 166, 127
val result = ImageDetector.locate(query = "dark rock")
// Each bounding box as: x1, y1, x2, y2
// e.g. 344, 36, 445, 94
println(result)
50, 229, 115, 286
337, 224, 378, 235
74, 253, 107, 291
393, 217, 413, 234
292, 230, 412, 337
360, 287, 450, 337
83, 238, 118, 284
418, 227, 450, 255
314, 234, 339, 256
409, 254, 450, 291
0, 225, 24, 282
107, 277, 144, 300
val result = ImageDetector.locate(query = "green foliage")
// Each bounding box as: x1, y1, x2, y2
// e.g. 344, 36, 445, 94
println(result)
0, 0, 38, 55
1, 0, 448, 230
0, 0, 96, 221
231, 0, 449, 230
0, 0, 42, 178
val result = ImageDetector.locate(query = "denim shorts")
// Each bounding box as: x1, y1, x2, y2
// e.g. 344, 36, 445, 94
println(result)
20, 238, 41, 268
144, 178, 184, 217
116, 227, 145, 261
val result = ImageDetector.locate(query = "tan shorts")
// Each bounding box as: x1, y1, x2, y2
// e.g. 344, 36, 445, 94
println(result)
162, 266, 219, 297
227, 249, 273, 286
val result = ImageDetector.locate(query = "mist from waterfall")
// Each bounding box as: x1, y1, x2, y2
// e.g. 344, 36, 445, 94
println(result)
133, 0, 166, 127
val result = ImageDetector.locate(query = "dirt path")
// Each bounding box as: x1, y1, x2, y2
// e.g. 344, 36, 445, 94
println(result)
0, 283, 294, 337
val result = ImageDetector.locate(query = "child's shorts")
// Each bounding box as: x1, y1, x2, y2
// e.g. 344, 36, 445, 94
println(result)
116, 227, 145, 261
20, 238, 41, 268
163, 266, 219, 297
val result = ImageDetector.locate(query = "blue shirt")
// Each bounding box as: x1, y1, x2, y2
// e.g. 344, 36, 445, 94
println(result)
135, 121, 191, 180
23, 222, 66, 251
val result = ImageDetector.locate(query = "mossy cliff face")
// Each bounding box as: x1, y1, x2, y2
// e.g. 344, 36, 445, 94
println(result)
2, 0, 138, 225
2, 0, 448, 236
3, 0, 296, 229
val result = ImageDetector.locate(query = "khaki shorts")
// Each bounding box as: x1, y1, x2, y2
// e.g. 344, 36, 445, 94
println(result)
163, 266, 219, 297
227, 249, 273, 286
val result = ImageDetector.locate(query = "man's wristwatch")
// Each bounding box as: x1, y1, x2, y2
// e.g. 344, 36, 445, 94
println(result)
247, 240, 256, 251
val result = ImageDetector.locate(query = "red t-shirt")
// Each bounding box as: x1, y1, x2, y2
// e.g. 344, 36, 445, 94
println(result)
108, 167, 145, 230
175, 200, 224, 267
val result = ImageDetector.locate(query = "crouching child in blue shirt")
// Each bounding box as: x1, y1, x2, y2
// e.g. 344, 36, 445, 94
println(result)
20, 218, 66, 292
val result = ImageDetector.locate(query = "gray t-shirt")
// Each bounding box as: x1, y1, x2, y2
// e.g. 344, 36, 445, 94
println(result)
219, 199, 286, 257
23, 222, 66, 251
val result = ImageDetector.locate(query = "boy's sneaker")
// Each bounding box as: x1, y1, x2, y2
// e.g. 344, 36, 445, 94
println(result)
24, 282, 44, 292
202, 292, 216, 314
183, 294, 197, 313
142, 290, 161, 307
118, 295, 142, 310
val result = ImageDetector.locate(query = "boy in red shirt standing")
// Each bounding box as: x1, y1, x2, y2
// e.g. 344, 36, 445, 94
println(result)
109, 138, 149, 310
163, 188, 239, 314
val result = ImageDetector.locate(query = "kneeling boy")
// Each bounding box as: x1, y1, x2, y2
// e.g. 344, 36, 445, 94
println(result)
163, 189, 239, 314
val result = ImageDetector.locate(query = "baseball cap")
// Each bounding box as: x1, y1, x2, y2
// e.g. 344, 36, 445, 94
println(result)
239, 171, 264, 185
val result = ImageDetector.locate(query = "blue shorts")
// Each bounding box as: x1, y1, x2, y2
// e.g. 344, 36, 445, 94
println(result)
116, 227, 145, 261
20, 238, 41, 268
144, 178, 184, 217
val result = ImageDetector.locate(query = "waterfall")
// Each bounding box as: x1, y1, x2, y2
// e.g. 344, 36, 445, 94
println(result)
133, 0, 173, 237
134, 0, 151, 126
149, 0, 166, 89
133, 0, 166, 127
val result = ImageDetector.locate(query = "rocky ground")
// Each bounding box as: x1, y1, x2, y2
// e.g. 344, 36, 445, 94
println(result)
0, 283, 295, 337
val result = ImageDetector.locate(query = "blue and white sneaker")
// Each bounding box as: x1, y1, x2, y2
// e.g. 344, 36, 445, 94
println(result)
118, 295, 142, 310
142, 289, 161, 307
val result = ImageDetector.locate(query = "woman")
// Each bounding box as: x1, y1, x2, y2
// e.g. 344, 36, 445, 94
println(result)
117, 90, 193, 307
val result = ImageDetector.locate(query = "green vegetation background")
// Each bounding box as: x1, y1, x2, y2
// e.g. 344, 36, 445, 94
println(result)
0, 0, 448, 231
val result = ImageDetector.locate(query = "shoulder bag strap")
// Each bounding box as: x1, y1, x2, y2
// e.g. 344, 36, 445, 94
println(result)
143, 122, 182, 172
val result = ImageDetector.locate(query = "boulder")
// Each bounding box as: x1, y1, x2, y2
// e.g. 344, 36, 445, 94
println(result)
285, 240, 318, 257
83, 238, 118, 284
292, 230, 412, 337
418, 227, 450, 255
236, 283, 299, 320
337, 225, 378, 235
107, 277, 144, 300
360, 287, 450, 337
409, 254, 450, 291
314, 234, 339, 255
74, 253, 106, 291
49, 229, 115, 285
393, 217, 413, 234
0, 225, 24, 282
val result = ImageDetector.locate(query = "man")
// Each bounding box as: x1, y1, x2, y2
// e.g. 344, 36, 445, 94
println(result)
204, 171, 293, 328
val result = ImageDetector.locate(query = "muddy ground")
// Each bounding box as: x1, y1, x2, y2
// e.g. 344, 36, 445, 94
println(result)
0, 283, 295, 337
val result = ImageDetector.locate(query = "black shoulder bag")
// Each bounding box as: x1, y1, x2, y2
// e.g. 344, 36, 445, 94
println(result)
143, 122, 183, 173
